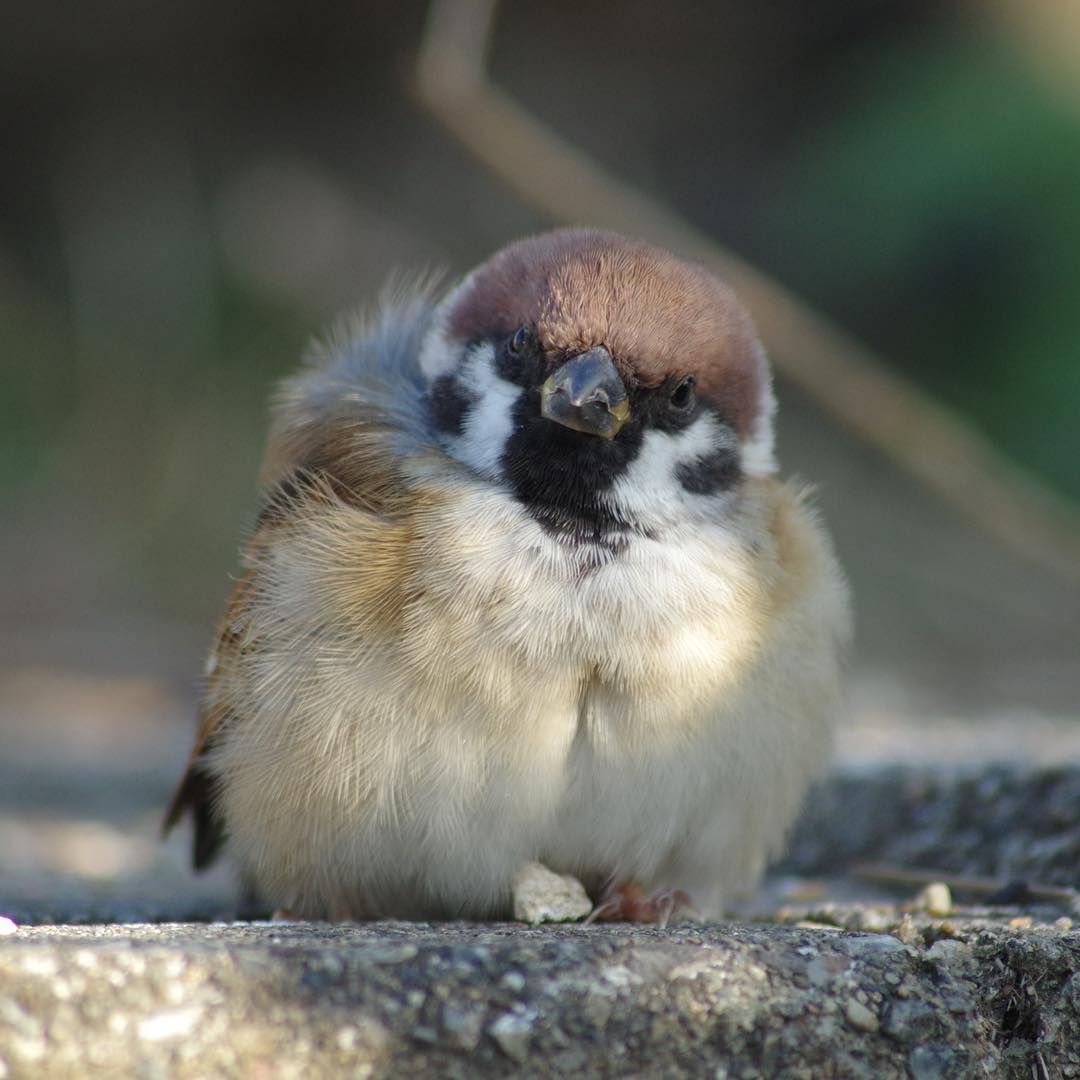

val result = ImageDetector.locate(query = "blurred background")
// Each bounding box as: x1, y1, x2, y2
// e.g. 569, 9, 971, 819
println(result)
2, 0, 1079, 920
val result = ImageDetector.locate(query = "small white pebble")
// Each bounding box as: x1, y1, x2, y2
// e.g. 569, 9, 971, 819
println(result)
512, 862, 592, 924
21, 954, 58, 978
914, 882, 952, 918
0, 917, 17, 937
136, 1008, 202, 1042
488, 1010, 536, 1062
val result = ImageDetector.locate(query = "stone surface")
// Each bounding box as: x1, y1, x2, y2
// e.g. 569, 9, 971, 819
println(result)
1, 917, 1078, 1078
781, 765, 1080, 890
2, 766, 1079, 1076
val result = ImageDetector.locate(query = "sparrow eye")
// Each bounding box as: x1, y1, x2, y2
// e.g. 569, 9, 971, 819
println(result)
508, 325, 530, 354
668, 375, 696, 411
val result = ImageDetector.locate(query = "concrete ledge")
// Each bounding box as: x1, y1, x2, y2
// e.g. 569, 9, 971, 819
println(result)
2, 917, 1078, 1078
3, 766, 1079, 1076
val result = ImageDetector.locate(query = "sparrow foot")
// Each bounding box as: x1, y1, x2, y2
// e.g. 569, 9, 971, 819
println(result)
585, 882, 696, 929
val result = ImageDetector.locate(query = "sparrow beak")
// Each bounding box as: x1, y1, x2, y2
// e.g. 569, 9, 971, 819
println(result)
540, 347, 630, 439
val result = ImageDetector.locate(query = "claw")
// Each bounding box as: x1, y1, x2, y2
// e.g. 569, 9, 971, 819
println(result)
583, 895, 623, 925
586, 882, 694, 925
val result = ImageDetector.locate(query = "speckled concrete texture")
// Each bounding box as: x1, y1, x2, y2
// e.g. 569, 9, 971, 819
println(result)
2, 917, 1078, 1078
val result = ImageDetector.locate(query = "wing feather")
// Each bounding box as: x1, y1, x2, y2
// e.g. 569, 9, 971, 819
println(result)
163, 293, 441, 870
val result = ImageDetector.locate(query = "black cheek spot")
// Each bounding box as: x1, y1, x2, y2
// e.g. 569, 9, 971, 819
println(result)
676, 449, 742, 495
427, 375, 471, 436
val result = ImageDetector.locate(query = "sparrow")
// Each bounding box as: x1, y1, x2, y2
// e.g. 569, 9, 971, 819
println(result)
164, 228, 850, 922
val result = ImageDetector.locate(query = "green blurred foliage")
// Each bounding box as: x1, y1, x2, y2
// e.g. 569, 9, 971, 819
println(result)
765, 31, 1080, 501
0, 298, 75, 497
1, 271, 308, 617
3, 4, 1078, 643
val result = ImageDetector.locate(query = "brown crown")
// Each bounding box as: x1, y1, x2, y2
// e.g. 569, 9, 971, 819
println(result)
447, 228, 768, 439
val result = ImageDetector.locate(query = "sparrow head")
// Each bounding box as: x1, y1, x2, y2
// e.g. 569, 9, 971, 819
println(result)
420, 229, 776, 539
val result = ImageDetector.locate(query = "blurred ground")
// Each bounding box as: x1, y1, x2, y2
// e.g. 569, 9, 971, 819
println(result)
1, 1, 1078, 920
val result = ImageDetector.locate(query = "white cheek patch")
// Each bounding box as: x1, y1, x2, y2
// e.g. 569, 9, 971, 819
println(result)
418, 322, 461, 381
605, 415, 737, 526
741, 374, 777, 477
442, 342, 523, 480
417, 273, 477, 380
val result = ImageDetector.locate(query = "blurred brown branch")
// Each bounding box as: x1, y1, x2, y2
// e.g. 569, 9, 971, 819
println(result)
976, 0, 1080, 104
854, 862, 1078, 908
414, 0, 1080, 585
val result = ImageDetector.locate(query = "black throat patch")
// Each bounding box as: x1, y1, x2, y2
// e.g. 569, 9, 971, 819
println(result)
427, 351, 743, 547
500, 388, 649, 547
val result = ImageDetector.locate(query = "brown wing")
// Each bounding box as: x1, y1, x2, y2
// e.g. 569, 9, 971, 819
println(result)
163, 408, 422, 869
162, 565, 257, 869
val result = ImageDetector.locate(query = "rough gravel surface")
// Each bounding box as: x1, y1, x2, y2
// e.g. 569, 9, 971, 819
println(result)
2, 915, 1078, 1078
